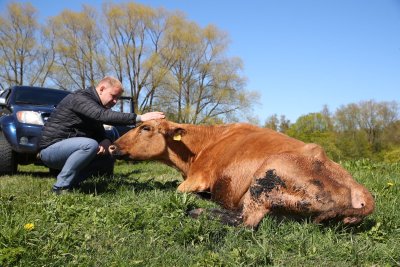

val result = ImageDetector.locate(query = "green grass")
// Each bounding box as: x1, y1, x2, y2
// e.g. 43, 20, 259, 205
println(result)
1, 160, 399, 266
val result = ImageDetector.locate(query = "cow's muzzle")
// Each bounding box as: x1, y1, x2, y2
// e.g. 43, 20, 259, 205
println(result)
108, 144, 126, 159
109, 144, 133, 161
108, 144, 118, 155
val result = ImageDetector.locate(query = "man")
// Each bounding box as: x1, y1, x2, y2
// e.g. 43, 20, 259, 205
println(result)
39, 76, 164, 194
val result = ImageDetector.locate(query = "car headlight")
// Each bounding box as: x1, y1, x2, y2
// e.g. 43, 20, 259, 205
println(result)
16, 111, 44, 125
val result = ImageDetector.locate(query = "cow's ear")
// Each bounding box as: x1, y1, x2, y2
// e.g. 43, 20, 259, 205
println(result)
166, 127, 186, 141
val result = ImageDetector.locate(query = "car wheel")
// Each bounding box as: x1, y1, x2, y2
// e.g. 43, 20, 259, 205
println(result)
0, 132, 17, 175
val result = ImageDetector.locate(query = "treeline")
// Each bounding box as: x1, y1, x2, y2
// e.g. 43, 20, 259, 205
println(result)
0, 2, 258, 123
264, 101, 400, 162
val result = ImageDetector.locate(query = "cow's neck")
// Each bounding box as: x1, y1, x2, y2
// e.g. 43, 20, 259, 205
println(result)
163, 124, 227, 176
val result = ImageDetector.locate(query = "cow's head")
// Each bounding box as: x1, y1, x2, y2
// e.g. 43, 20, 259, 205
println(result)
109, 119, 185, 161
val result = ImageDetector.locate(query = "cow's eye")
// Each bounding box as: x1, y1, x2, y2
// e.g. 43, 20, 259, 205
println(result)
142, 125, 151, 131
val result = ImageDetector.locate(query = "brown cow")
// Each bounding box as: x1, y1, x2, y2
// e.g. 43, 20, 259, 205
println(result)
109, 119, 374, 227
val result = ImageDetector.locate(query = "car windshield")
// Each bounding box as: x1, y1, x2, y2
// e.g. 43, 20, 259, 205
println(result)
14, 88, 69, 106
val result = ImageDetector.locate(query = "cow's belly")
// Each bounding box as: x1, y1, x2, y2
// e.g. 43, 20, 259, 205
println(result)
186, 132, 307, 209
187, 158, 264, 210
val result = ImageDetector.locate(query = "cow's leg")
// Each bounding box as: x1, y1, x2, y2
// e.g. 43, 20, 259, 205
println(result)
241, 166, 306, 228
241, 154, 358, 227
240, 167, 287, 227
241, 190, 271, 228
177, 175, 209, 192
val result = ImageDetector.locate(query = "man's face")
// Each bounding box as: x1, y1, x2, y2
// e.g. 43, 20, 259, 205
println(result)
99, 85, 123, 109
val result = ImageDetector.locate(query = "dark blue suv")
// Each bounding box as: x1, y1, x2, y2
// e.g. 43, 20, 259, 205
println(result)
0, 86, 122, 175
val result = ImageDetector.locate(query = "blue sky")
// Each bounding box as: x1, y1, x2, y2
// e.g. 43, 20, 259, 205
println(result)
1, 0, 399, 123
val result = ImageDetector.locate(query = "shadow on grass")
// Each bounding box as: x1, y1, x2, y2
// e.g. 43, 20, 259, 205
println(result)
78, 170, 181, 195
316, 217, 376, 233
248, 212, 376, 233
16, 170, 53, 178
344, 218, 376, 233
20, 167, 180, 193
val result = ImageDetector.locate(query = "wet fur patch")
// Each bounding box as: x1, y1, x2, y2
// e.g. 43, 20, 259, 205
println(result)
296, 200, 311, 212
311, 179, 324, 189
250, 169, 286, 201
312, 160, 324, 172
315, 191, 332, 204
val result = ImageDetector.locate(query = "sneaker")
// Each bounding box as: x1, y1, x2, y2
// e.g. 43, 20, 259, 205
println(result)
52, 186, 72, 195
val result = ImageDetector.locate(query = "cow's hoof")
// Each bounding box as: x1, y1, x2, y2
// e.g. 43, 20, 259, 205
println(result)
343, 217, 362, 224
187, 208, 205, 218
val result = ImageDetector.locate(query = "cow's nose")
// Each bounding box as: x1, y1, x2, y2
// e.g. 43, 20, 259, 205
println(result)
109, 144, 129, 160
108, 145, 118, 155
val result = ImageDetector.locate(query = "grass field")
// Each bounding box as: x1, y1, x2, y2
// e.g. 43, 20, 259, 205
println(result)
1, 160, 399, 266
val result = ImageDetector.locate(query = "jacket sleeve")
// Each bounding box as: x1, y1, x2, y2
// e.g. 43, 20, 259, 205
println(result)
92, 123, 108, 142
72, 94, 137, 126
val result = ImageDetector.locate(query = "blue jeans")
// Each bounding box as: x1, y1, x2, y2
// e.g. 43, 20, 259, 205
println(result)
40, 137, 115, 188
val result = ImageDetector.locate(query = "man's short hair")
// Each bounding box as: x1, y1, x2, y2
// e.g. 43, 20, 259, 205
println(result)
99, 76, 123, 92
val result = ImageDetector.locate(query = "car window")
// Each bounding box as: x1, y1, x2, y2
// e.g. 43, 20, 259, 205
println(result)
14, 89, 69, 106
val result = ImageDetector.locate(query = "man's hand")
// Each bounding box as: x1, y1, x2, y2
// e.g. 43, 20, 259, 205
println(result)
98, 139, 112, 155
140, 111, 165, 122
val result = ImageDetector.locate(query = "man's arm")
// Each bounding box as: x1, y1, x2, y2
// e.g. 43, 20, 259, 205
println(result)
72, 95, 137, 125
97, 139, 112, 155
136, 112, 165, 122
73, 95, 165, 125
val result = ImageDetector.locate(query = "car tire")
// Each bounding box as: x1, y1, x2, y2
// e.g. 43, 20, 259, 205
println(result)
0, 132, 17, 175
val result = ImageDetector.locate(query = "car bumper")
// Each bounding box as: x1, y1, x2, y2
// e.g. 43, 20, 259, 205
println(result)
2, 121, 43, 153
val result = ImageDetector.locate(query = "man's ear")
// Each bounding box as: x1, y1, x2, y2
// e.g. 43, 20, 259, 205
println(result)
98, 85, 106, 95
166, 127, 186, 141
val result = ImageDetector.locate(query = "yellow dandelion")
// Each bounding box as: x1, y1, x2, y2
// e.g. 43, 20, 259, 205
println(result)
24, 223, 35, 231
387, 182, 394, 187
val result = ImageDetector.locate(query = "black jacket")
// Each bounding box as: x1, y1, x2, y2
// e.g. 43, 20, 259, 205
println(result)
39, 87, 136, 149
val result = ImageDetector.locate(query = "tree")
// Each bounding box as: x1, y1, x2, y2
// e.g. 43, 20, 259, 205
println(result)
264, 114, 279, 131
0, 2, 259, 124
48, 5, 107, 90
263, 114, 290, 132
382, 120, 400, 148
103, 2, 173, 113
156, 15, 256, 123
286, 112, 332, 141
335, 100, 399, 153
0, 3, 53, 89
279, 115, 291, 133
286, 112, 341, 160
